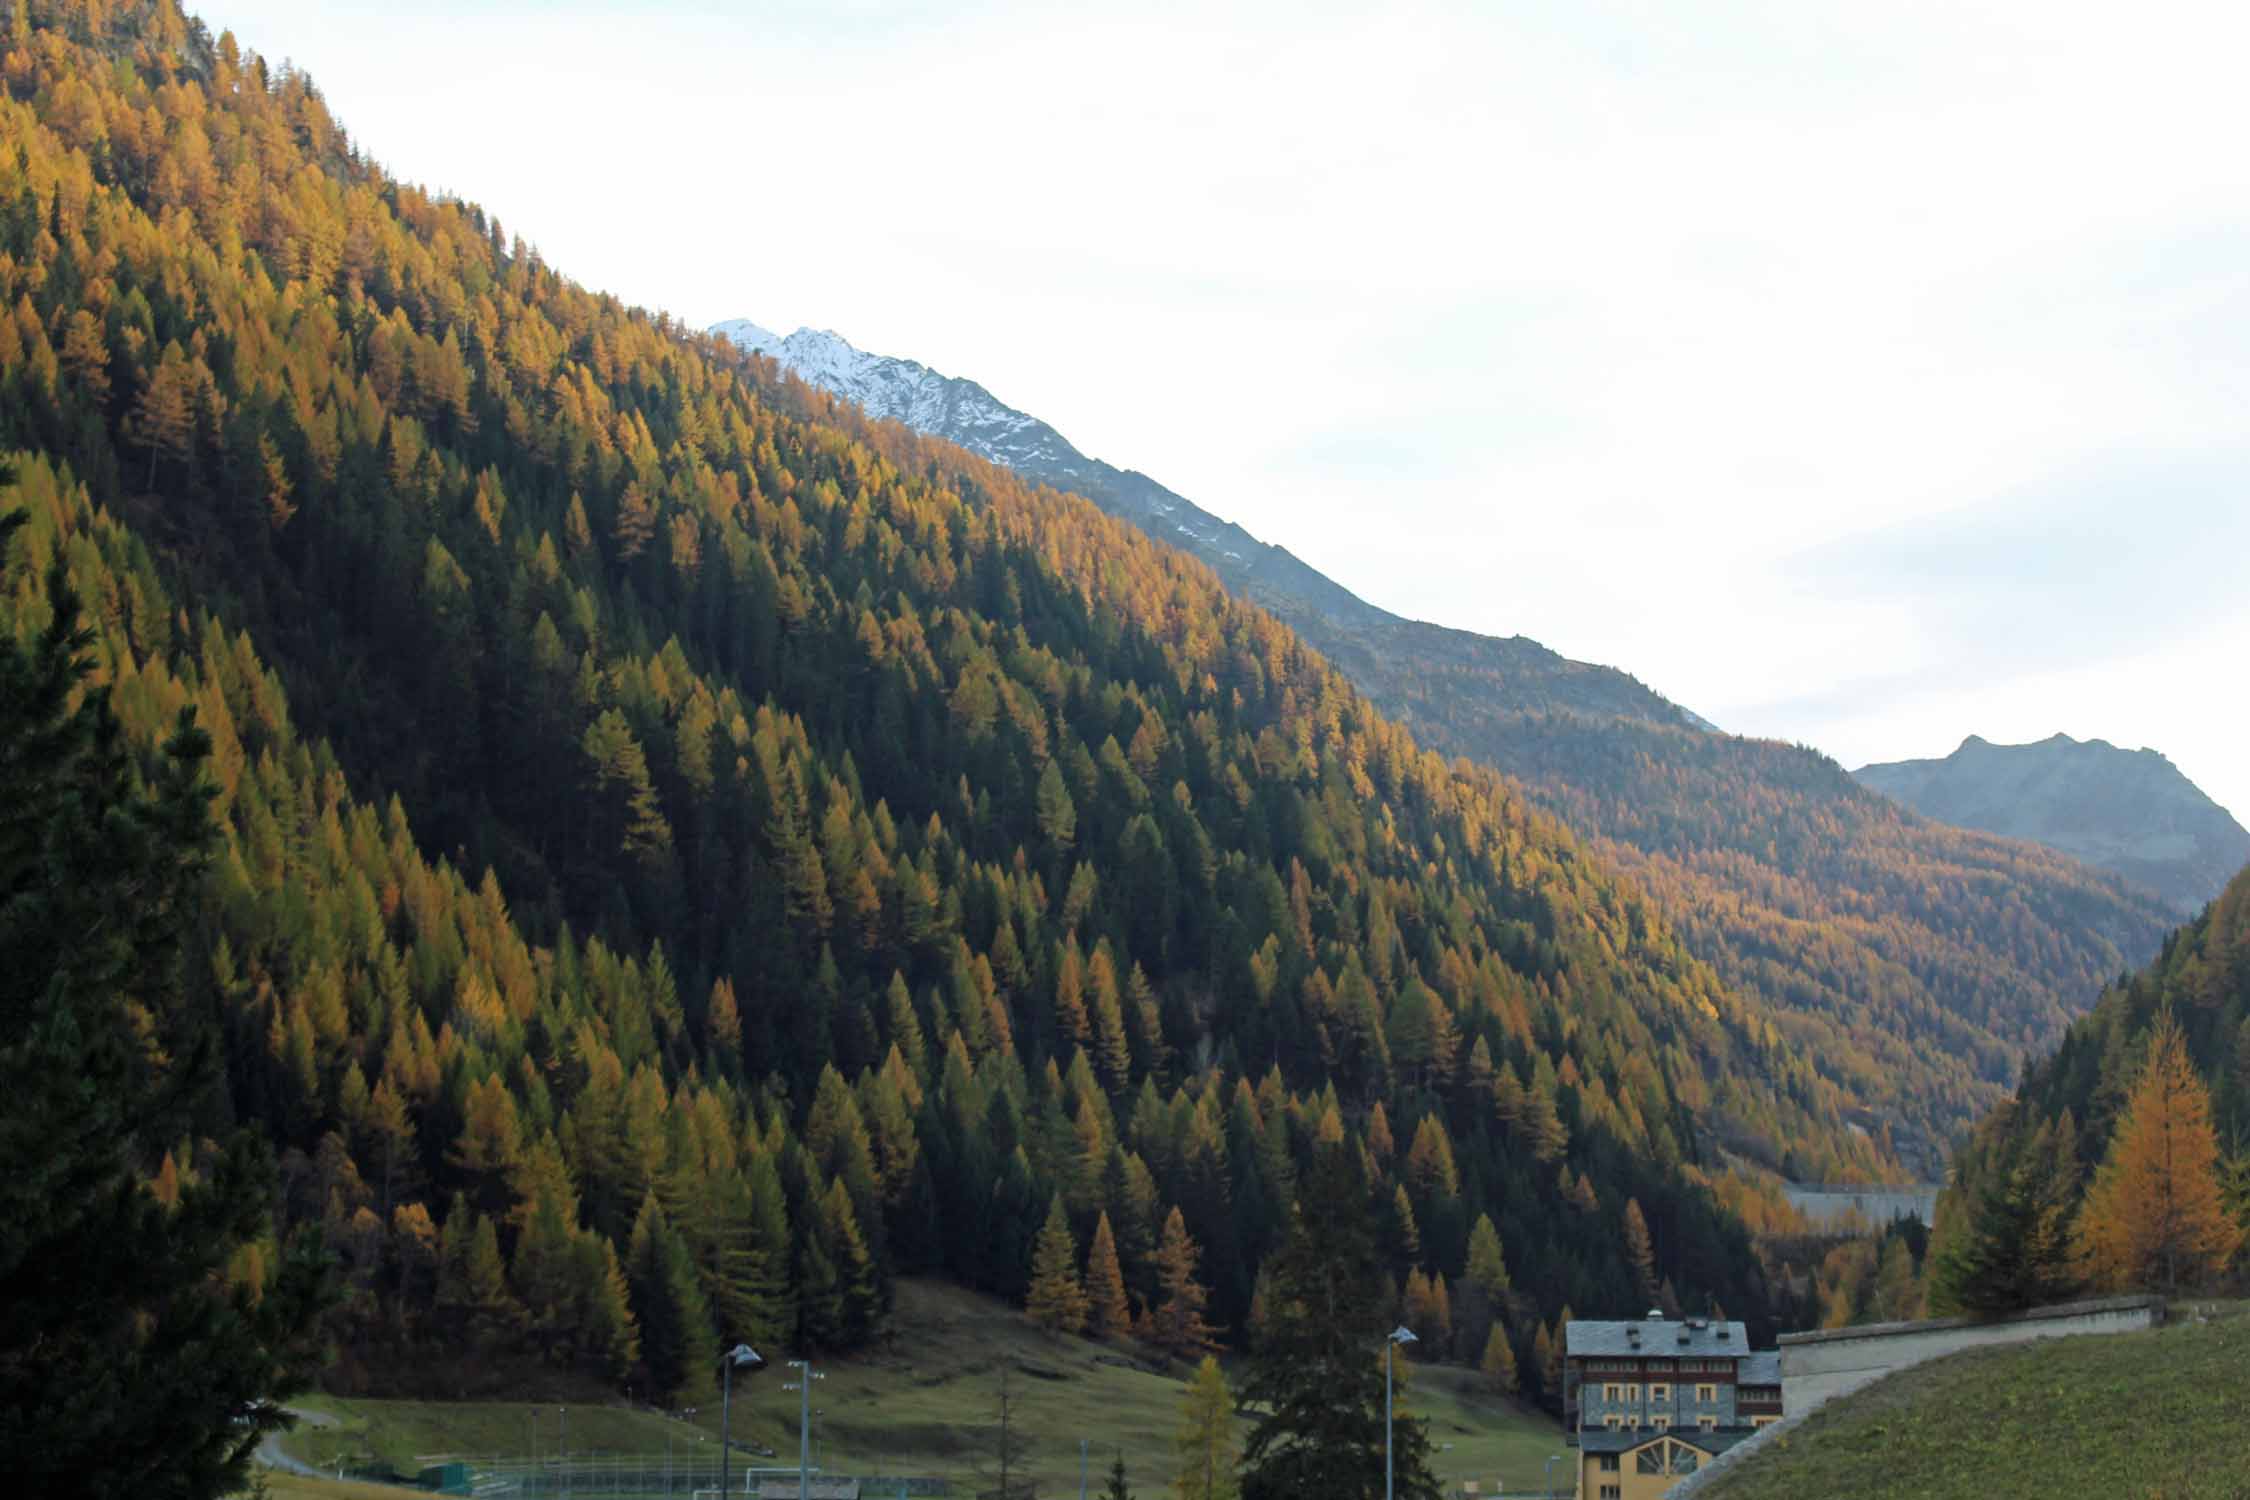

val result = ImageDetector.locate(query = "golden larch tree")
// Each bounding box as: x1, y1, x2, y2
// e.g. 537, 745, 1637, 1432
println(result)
1086, 1210, 1134, 1337
1025, 1193, 1089, 1334
2076, 1009, 2243, 1294
1173, 1354, 1239, 1500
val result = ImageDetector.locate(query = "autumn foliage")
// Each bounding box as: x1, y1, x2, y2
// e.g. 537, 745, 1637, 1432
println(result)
2075, 1009, 2241, 1295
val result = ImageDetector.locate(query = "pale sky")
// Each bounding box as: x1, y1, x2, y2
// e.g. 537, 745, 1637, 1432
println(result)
200, 0, 2250, 822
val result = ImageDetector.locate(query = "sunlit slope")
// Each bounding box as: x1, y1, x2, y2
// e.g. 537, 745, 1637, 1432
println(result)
3, 0, 1908, 1414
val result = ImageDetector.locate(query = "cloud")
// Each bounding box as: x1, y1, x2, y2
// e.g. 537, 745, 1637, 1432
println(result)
1785, 452, 2250, 681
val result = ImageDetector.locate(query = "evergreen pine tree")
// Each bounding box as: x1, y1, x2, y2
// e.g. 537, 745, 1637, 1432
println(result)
1240, 1144, 1438, 1500
0, 525, 329, 1499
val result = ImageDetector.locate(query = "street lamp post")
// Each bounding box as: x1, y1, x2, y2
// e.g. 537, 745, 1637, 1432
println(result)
1387, 1326, 1418, 1500
1544, 1453, 1561, 1500
784, 1361, 826, 1500
720, 1344, 766, 1500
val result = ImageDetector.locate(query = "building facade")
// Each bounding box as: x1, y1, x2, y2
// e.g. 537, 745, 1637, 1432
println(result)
1564, 1313, 1784, 1500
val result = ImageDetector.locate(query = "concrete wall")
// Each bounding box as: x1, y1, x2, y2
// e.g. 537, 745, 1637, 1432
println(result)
1778, 1295, 2164, 1414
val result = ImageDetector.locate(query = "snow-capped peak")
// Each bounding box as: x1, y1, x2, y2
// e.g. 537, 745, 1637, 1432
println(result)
712, 318, 788, 355
712, 317, 1077, 473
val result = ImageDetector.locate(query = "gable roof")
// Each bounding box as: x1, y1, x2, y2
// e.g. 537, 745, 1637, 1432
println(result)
1564, 1316, 1749, 1358
1576, 1428, 1761, 1458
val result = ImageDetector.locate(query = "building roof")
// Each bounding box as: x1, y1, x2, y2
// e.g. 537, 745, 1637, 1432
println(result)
1576, 1427, 1762, 1458
1564, 1315, 1749, 1358
1737, 1350, 1781, 1387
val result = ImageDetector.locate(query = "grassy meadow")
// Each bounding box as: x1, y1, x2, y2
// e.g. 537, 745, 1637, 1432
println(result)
271, 1279, 1563, 1495
1702, 1301, 2250, 1500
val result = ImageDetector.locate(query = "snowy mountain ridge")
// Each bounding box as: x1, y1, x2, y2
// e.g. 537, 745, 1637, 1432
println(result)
712, 315, 1709, 733
711, 320, 1090, 479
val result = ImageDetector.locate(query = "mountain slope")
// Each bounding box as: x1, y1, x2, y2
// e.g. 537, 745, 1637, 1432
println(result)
0, 0, 1898, 1409
1963, 860, 2250, 1221
713, 322, 1707, 730
1855, 734, 2250, 915
715, 321, 2175, 1168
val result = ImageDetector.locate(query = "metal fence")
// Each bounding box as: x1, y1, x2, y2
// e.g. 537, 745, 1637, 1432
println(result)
356, 1457, 947, 1499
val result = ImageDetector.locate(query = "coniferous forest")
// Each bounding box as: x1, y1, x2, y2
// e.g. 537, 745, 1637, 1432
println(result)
1928, 865, 2250, 1312
0, 0, 2020, 1437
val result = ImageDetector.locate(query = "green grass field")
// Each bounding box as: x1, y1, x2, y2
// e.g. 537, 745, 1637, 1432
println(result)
273, 1279, 1562, 1495
1702, 1301, 2250, 1500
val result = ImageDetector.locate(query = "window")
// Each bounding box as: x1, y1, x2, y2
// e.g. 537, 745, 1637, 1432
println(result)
1604, 1416, 1621, 1430
1602, 1383, 1621, 1402
1600, 1487, 1621, 1500
1626, 1417, 1640, 1429
1671, 1446, 1699, 1475
1652, 1415, 1672, 1431
1636, 1448, 1665, 1476
1649, 1383, 1671, 1401
1696, 1384, 1716, 1403
1596, 1456, 1620, 1473
1622, 1383, 1640, 1401
1700, 1416, 1718, 1431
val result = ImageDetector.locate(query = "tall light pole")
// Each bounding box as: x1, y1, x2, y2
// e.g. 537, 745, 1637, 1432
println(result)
720, 1345, 765, 1500
784, 1360, 825, 1500
1387, 1326, 1417, 1500
1544, 1453, 1561, 1500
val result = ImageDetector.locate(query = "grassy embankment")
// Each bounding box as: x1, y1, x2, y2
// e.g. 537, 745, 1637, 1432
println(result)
271, 1279, 1562, 1495
1701, 1300, 2250, 1500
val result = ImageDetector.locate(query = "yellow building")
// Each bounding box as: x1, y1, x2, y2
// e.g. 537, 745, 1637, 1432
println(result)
1574, 1427, 1757, 1500
1564, 1314, 1785, 1499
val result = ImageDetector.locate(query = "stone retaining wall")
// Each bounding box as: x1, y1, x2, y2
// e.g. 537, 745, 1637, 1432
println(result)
1778, 1294, 2164, 1414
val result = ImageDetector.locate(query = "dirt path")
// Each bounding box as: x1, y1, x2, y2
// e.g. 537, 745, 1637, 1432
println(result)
256, 1404, 340, 1480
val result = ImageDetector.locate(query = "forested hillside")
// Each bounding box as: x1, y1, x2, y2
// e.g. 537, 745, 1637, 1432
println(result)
721, 330, 2173, 1178
1486, 718, 2171, 1172
1928, 863, 2250, 1311
0, 0, 1894, 1409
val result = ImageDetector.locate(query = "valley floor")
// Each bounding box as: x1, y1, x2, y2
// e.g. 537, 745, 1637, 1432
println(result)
270, 1280, 1562, 1497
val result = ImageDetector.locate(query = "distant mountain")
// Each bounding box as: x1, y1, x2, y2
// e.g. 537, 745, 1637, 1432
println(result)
1855, 734, 2250, 916
713, 321, 1710, 732
719, 318, 2177, 1169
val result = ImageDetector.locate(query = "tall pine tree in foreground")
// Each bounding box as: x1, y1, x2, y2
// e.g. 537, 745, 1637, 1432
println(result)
2075, 1008, 2242, 1295
1240, 1144, 1437, 1500
1929, 1107, 2082, 1314
0, 514, 329, 1500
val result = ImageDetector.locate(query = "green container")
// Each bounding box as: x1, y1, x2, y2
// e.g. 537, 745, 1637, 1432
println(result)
415, 1461, 474, 1494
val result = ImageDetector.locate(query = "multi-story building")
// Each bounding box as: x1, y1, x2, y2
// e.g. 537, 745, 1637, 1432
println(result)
1564, 1312, 1785, 1499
